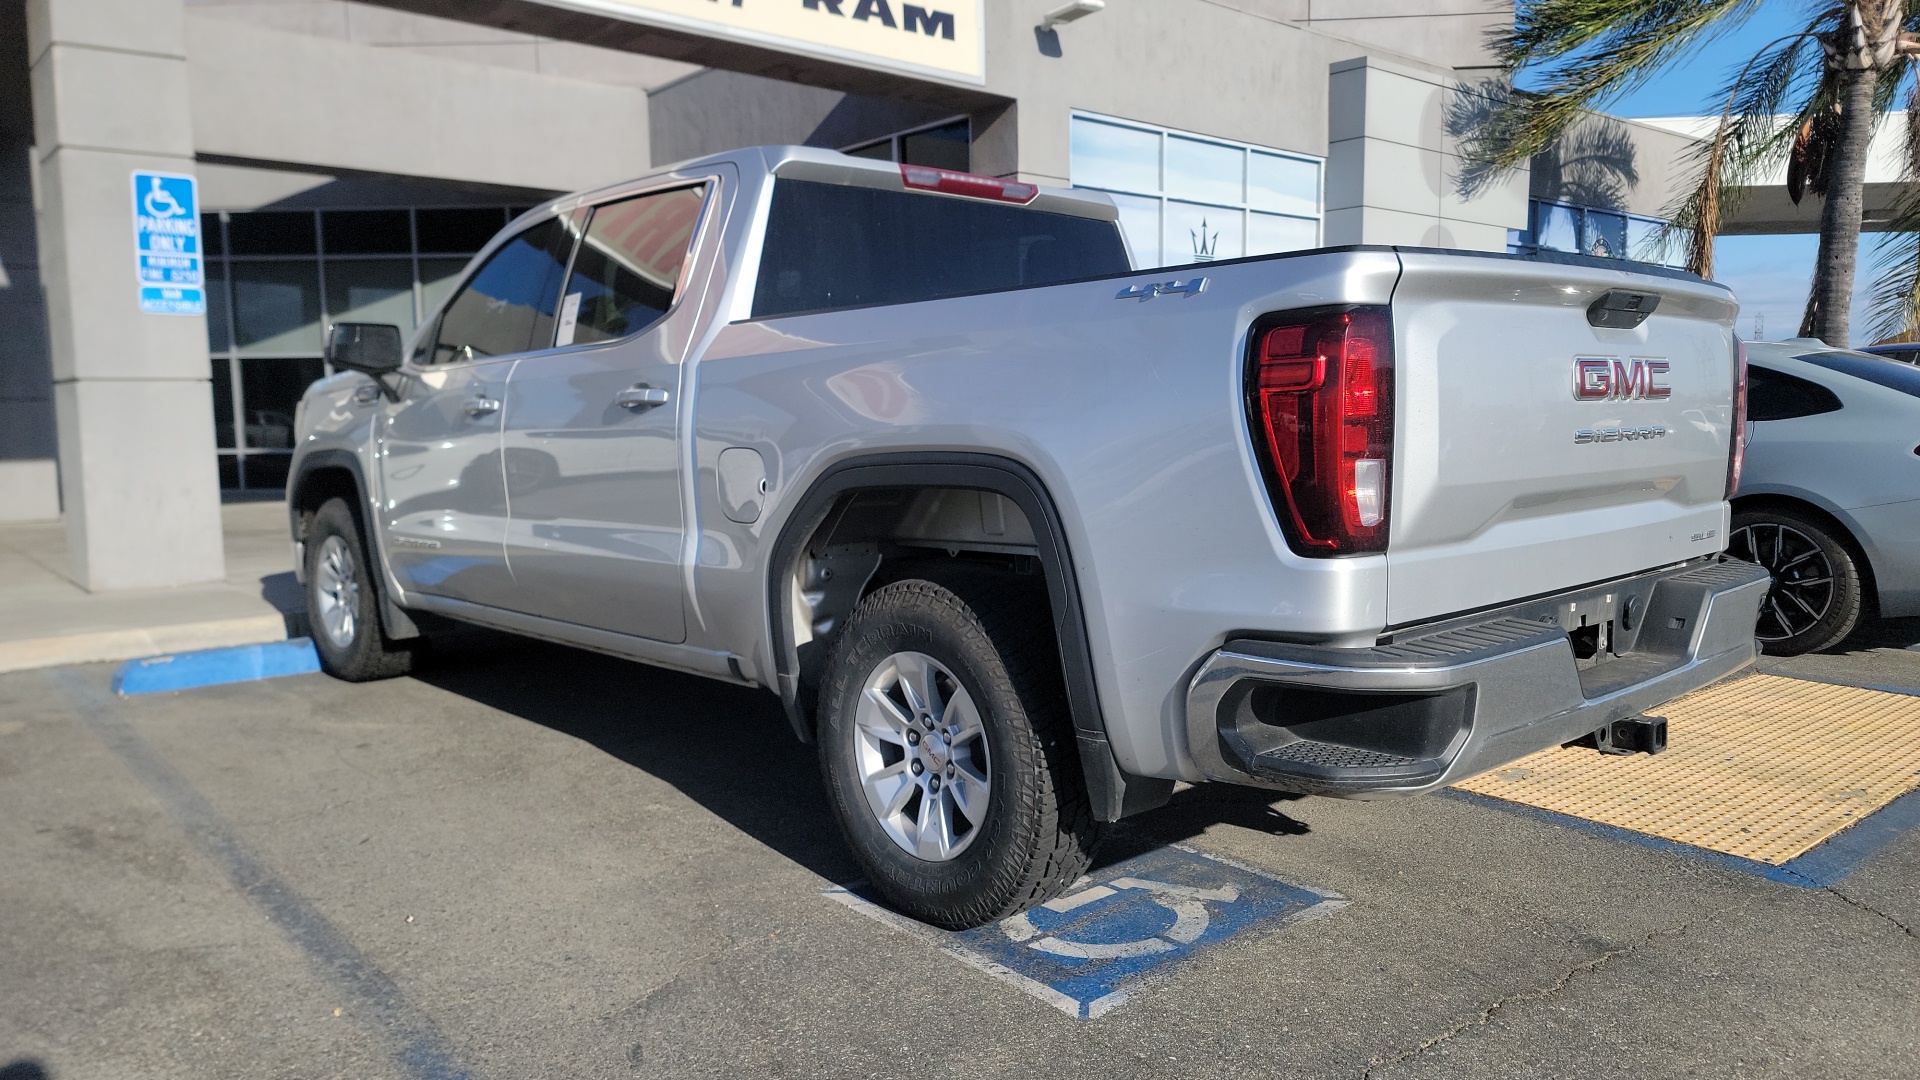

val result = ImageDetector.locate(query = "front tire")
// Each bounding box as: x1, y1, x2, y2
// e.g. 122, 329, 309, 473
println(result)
817, 578, 1099, 929
305, 498, 415, 681
1729, 507, 1865, 656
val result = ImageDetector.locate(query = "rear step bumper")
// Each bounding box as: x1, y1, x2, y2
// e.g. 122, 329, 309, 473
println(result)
1184, 557, 1771, 798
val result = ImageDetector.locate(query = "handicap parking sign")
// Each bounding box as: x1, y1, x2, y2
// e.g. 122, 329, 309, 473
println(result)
827, 844, 1345, 1018
131, 171, 205, 316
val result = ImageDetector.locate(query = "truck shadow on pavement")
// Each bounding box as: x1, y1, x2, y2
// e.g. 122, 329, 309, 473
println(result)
411, 630, 1315, 890
411, 630, 865, 888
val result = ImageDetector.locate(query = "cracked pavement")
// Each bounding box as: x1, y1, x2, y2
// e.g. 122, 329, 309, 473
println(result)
2, 628, 1917, 1079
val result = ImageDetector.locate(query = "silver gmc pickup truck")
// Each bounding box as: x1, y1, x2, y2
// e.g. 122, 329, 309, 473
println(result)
289, 146, 1769, 928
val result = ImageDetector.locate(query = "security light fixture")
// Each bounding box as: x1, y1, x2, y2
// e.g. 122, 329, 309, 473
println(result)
1040, 0, 1104, 31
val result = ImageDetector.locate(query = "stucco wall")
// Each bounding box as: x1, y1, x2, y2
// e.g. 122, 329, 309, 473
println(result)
185, 12, 657, 193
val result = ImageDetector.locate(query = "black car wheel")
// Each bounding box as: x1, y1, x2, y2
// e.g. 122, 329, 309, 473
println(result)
1728, 507, 1865, 655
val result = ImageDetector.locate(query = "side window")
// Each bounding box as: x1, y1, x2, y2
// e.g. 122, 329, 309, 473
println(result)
1748, 365, 1843, 422
556, 186, 707, 347
431, 217, 572, 363
751, 180, 1131, 318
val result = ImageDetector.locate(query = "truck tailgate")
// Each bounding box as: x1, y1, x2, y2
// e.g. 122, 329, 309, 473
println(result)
1385, 253, 1739, 627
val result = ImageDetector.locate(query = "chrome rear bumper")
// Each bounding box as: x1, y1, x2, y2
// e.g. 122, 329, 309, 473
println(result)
1184, 558, 1772, 798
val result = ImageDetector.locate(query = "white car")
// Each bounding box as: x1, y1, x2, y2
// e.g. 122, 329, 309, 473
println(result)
1735, 340, 1920, 653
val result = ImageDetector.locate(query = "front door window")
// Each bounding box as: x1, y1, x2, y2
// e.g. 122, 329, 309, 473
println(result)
432, 218, 573, 362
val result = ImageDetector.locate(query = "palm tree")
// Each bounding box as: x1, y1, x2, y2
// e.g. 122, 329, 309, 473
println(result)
1462, 1, 1919, 347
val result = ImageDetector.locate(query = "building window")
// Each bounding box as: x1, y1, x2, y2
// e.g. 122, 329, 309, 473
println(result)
203, 205, 527, 492
1510, 199, 1689, 268
1069, 111, 1321, 269
845, 117, 971, 172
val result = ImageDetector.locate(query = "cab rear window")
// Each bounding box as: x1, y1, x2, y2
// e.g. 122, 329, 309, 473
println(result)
751, 179, 1130, 318
1795, 349, 1920, 399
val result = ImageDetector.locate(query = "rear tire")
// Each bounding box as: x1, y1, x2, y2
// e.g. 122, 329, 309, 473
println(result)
1729, 506, 1865, 656
305, 498, 415, 681
817, 577, 1100, 929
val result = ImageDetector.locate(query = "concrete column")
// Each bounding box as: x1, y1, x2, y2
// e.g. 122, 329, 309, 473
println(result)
0, 1, 59, 522
28, 0, 224, 588
1323, 55, 1526, 252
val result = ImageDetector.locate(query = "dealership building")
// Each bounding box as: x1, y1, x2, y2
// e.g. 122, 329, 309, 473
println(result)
3, 0, 1714, 590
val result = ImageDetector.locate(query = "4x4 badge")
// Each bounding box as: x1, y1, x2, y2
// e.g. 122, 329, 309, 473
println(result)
1116, 277, 1208, 301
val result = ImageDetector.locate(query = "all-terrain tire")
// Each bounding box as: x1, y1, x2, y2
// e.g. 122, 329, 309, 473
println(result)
817, 577, 1101, 929
1730, 505, 1866, 656
305, 497, 416, 681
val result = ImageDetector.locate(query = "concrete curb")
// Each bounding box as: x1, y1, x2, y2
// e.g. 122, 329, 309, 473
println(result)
0, 614, 290, 675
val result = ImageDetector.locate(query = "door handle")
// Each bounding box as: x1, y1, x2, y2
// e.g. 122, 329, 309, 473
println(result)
615, 386, 671, 410
463, 396, 500, 416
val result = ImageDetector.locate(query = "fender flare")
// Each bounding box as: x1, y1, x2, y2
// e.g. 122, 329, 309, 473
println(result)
288, 449, 421, 640
764, 451, 1170, 821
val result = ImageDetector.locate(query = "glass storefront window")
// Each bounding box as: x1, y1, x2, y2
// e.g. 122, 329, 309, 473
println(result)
227, 211, 316, 256
1626, 216, 1689, 266
1105, 191, 1162, 266
1248, 152, 1319, 218
324, 210, 411, 255
900, 122, 970, 171
1165, 201, 1243, 264
1070, 111, 1320, 269
205, 261, 230, 352
845, 118, 973, 171
241, 357, 326, 450
1249, 212, 1318, 256
207, 204, 511, 492
1535, 203, 1579, 252
232, 261, 323, 355
210, 358, 235, 450
242, 453, 292, 491
1519, 199, 1686, 269
1165, 136, 1243, 205
1584, 209, 1627, 259
417, 208, 509, 254
1070, 117, 1162, 194
326, 258, 416, 334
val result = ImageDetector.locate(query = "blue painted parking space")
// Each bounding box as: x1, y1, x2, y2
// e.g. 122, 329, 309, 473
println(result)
112, 639, 321, 696
826, 844, 1344, 1018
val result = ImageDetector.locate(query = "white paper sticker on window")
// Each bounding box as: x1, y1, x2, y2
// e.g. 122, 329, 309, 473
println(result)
556, 291, 582, 347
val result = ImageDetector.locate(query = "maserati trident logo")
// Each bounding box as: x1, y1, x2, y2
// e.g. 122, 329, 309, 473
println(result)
1190, 218, 1219, 261
1575, 357, 1671, 401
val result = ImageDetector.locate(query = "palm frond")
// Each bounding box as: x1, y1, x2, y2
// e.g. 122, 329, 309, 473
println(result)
1656, 25, 1830, 276
1865, 68, 1920, 344
1465, 0, 1766, 173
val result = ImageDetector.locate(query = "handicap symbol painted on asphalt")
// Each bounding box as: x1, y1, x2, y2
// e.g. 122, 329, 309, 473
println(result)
825, 844, 1346, 1018
1002, 876, 1239, 959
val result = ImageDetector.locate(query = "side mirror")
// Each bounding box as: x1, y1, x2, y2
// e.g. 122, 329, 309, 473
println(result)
326, 323, 404, 376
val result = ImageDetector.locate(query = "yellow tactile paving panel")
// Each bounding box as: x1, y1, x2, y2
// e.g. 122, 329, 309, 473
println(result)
1454, 674, 1920, 865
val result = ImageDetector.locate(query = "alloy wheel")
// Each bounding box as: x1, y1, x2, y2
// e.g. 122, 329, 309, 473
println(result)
1729, 521, 1835, 642
313, 534, 361, 650
852, 650, 991, 862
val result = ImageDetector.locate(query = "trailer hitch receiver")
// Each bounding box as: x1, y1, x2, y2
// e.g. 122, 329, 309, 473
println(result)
1567, 715, 1668, 756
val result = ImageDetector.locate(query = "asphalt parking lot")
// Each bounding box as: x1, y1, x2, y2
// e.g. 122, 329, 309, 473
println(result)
3, 625, 1917, 1080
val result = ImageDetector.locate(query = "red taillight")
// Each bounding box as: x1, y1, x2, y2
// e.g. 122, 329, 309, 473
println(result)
1727, 336, 1748, 498
1248, 307, 1394, 555
899, 164, 1039, 204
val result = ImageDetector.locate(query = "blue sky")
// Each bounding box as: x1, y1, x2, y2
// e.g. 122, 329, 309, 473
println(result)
1526, 2, 1896, 345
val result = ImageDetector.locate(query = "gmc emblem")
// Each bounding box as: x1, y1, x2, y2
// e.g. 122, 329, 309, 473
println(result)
1575, 357, 1671, 401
